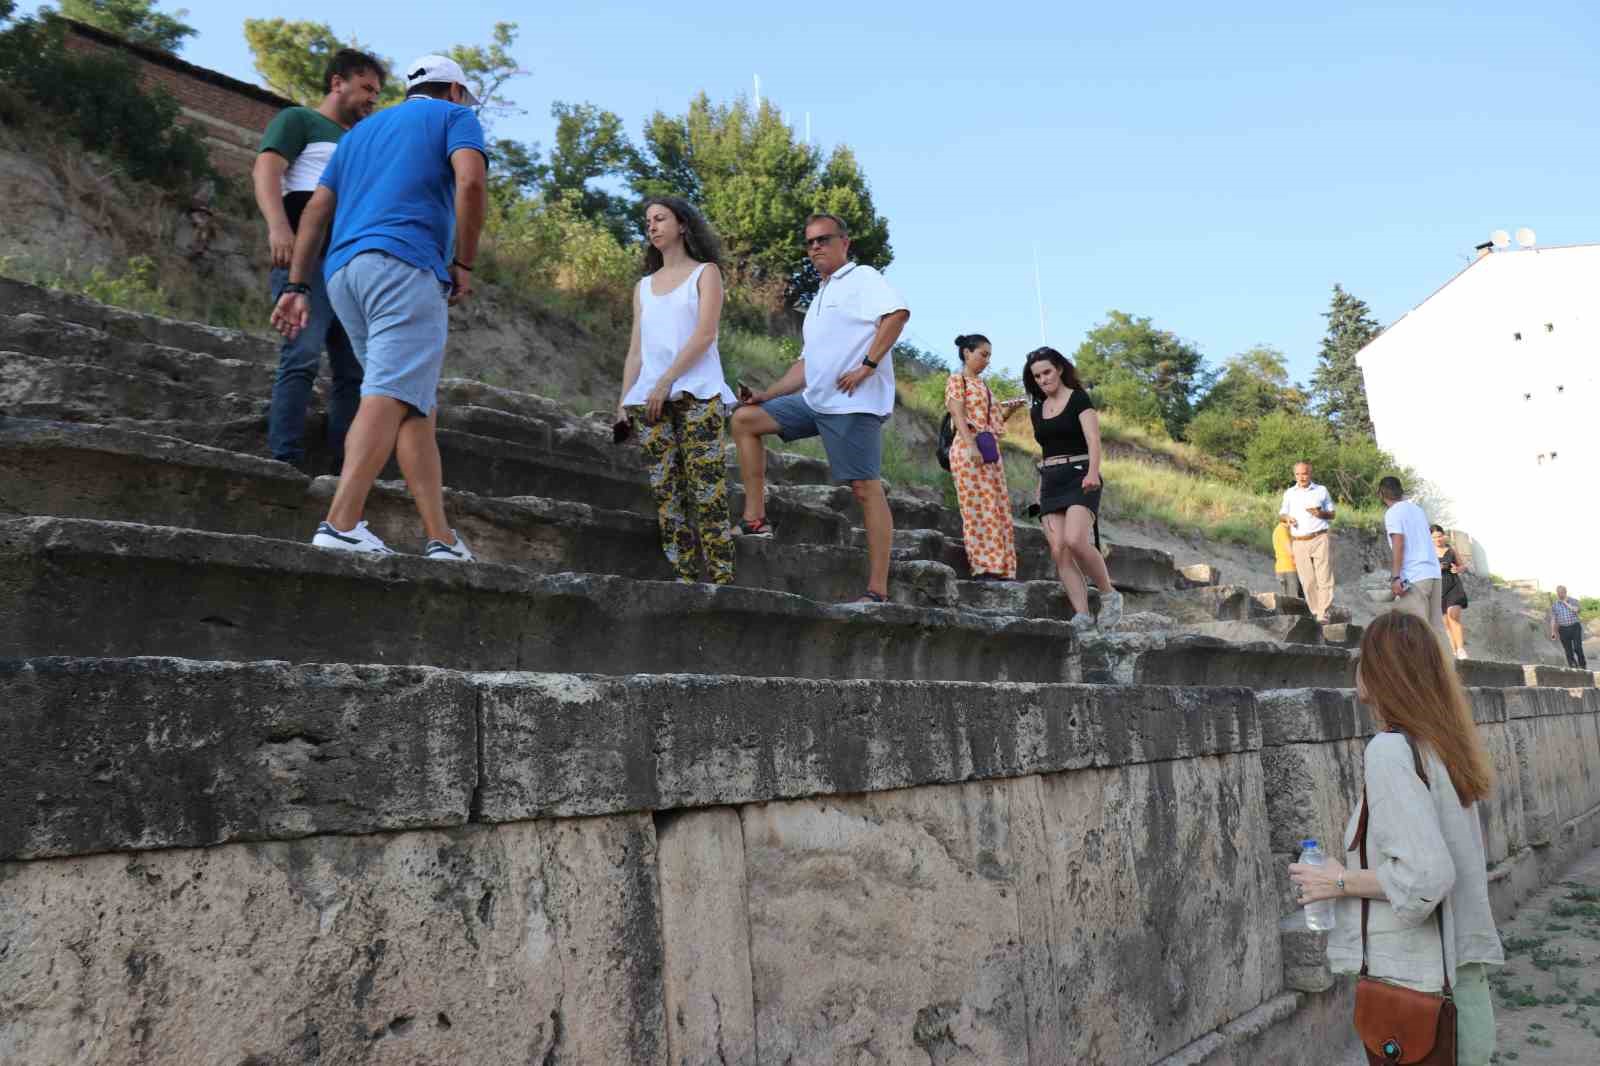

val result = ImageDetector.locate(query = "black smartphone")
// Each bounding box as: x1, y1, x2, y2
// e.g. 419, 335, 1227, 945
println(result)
612, 418, 633, 445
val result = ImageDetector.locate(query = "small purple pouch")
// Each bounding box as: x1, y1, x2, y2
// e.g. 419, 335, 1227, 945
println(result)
975, 431, 1000, 464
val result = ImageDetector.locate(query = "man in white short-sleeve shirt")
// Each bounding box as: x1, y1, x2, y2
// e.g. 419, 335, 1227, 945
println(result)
1380, 476, 1449, 658
1279, 461, 1338, 621
731, 212, 911, 604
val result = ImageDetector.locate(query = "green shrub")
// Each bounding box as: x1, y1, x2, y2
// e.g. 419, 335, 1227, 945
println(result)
0, 14, 211, 187
1242, 412, 1336, 494
480, 188, 636, 323
1185, 408, 1254, 465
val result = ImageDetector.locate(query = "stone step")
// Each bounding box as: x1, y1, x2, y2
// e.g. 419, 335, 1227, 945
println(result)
2, 352, 265, 426
1085, 633, 1359, 689
3, 417, 1173, 604
0, 418, 970, 611
0, 517, 1077, 681
0, 278, 277, 363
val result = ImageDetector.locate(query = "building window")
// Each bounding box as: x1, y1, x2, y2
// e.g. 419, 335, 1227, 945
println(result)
1513, 332, 1522, 341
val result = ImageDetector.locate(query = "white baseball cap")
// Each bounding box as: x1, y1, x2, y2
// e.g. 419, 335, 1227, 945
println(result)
403, 54, 480, 105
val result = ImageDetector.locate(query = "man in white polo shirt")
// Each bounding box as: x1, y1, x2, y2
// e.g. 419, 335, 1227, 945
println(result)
731, 212, 910, 604
1380, 476, 1449, 659
1279, 460, 1337, 622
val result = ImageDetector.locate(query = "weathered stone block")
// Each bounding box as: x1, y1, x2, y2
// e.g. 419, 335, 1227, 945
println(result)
739, 783, 1033, 1064
475, 674, 1261, 823
1104, 541, 1179, 592
1, 657, 476, 860
1323, 623, 1365, 648
0, 416, 308, 539
1179, 562, 1221, 587
1259, 738, 1365, 859
0, 817, 666, 1065
1028, 754, 1282, 1061
658, 808, 758, 1066
1126, 635, 1358, 690
0, 518, 1077, 680
1522, 664, 1597, 688
1255, 688, 1368, 746
1251, 591, 1309, 616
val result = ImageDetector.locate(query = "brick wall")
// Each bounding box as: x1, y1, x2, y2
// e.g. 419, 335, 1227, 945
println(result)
61, 21, 293, 176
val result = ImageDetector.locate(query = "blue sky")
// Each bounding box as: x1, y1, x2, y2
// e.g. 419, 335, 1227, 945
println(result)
49, 2, 1600, 382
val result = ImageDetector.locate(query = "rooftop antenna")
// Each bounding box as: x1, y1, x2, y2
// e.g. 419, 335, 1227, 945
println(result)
805, 111, 811, 145
1515, 226, 1537, 249
1032, 242, 1047, 344
1490, 229, 1510, 250
753, 74, 761, 112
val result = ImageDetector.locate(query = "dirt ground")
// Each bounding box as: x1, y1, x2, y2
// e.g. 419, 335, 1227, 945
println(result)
1486, 846, 1600, 1064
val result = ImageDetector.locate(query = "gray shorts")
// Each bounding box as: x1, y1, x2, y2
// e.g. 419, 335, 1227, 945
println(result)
761, 393, 886, 483
327, 251, 450, 416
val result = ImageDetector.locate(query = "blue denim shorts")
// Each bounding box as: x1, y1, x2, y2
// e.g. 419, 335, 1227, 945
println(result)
326, 251, 450, 416
761, 393, 887, 483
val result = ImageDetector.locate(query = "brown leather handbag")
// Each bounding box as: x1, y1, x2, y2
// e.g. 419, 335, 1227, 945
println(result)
1350, 734, 1457, 1065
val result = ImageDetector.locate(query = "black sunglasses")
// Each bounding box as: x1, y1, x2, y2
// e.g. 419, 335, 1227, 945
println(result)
803, 234, 840, 249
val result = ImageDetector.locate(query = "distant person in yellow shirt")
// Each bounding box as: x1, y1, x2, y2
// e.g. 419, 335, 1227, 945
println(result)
1273, 521, 1302, 600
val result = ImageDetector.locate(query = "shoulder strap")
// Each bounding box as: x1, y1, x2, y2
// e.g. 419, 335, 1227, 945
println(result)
1356, 733, 1452, 995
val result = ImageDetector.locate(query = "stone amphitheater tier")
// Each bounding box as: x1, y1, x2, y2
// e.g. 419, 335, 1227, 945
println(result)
3, 277, 1599, 1065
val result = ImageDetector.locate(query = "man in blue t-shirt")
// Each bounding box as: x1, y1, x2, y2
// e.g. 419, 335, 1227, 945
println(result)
272, 55, 488, 562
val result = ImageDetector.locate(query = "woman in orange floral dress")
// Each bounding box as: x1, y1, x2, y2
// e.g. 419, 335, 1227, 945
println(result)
945, 334, 1026, 580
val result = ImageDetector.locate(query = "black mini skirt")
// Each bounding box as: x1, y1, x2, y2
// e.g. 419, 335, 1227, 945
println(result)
1037, 460, 1102, 549
1039, 460, 1101, 517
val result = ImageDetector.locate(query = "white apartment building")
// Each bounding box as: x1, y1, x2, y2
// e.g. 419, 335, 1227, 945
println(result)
1357, 243, 1598, 594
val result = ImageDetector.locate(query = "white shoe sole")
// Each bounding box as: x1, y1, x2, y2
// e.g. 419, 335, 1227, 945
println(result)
311, 533, 392, 554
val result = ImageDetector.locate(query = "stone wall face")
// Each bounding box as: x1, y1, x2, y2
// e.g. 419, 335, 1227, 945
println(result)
62, 25, 290, 176
5, 663, 1600, 1064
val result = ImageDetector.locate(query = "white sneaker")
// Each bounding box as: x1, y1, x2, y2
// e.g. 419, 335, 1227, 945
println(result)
312, 520, 393, 554
1098, 589, 1124, 629
1070, 612, 1096, 631
424, 530, 475, 562
1455, 647, 1469, 661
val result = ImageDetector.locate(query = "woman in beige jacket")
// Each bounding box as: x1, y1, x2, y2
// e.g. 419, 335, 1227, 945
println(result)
1289, 610, 1503, 1065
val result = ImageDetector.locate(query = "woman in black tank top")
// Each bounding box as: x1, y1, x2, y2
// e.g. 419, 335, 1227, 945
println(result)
1024, 347, 1122, 629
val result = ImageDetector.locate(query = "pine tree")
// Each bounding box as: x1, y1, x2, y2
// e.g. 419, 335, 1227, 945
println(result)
1311, 284, 1379, 440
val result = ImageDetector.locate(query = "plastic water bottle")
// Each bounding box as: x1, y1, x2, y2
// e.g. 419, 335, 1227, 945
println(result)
1300, 838, 1336, 931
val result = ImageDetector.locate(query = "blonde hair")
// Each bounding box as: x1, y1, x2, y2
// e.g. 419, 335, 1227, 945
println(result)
1358, 611, 1494, 805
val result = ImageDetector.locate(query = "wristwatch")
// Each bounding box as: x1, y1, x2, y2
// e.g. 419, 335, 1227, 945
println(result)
862, 356, 879, 369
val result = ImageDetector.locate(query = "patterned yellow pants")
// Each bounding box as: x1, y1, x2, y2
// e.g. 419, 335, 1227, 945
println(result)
627, 397, 734, 585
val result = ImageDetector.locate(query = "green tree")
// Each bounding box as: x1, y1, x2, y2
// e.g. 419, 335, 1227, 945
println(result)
60, 0, 193, 53
1241, 411, 1335, 495
444, 21, 528, 126
487, 137, 544, 202
544, 101, 638, 241
242, 19, 400, 106
632, 94, 891, 307
1310, 284, 1379, 440
1072, 311, 1208, 438
1190, 346, 1308, 462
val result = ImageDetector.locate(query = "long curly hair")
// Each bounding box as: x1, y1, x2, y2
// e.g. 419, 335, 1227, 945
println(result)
1021, 346, 1085, 405
640, 196, 724, 275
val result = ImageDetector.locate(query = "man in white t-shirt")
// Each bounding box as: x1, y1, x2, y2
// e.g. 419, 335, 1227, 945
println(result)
1278, 461, 1338, 622
1380, 476, 1450, 659
731, 213, 910, 604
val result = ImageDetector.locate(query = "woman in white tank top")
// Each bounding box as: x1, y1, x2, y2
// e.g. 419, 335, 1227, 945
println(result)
617, 196, 737, 584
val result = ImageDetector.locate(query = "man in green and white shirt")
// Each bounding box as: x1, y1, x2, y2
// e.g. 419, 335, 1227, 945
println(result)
252, 49, 386, 468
